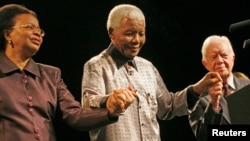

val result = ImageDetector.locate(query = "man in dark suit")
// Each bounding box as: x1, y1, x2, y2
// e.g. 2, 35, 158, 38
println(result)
189, 35, 250, 141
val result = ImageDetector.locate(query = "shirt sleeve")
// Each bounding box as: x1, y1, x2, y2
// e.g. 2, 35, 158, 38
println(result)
187, 86, 200, 111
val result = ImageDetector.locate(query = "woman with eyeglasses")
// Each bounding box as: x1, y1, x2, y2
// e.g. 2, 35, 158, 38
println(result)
0, 4, 137, 141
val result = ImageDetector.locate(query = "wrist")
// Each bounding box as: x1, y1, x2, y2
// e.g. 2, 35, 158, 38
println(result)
210, 101, 220, 110
107, 111, 119, 121
192, 84, 203, 94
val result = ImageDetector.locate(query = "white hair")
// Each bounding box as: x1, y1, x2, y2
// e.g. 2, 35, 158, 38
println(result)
106, 4, 145, 32
201, 35, 235, 60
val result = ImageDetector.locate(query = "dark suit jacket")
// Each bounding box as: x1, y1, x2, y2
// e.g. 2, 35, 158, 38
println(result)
0, 54, 115, 141
188, 75, 250, 141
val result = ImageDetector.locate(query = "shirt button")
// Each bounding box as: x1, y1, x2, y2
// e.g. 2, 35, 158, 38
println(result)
22, 74, 27, 78
35, 134, 40, 140
27, 96, 32, 101
28, 102, 33, 107
22, 79, 28, 84
34, 128, 40, 133
28, 108, 33, 114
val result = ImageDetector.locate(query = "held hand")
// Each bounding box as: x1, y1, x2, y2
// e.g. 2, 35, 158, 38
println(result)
193, 72, 222, 94
106, 86, 138, 117
209, 82, 223, 110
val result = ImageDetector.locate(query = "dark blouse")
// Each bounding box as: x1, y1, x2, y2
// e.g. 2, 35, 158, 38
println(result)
0, 54, 115, 141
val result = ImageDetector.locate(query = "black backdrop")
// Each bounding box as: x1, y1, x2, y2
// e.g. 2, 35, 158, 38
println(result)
1, 0, 250, 141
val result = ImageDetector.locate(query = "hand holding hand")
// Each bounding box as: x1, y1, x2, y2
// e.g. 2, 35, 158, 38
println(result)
106, 86, 138, 117
208, 81, 223, 110
193, 72, 222, 94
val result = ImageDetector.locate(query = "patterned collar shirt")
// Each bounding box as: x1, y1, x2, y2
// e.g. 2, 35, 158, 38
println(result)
81, 44, 196, 141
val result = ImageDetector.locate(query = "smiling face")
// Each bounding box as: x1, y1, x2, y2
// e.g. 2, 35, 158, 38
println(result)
202, 37, 235, 81
5, 13, 43, 57
109, 17, 146, 59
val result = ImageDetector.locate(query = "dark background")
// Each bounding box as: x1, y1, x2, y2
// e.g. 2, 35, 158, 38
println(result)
1, 0, 250, 141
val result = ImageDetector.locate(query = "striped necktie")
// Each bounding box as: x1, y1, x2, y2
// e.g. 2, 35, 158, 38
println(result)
223, 83, 231, 97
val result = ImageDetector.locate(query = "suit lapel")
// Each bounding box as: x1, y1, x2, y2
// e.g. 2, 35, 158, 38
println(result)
220, 97, 231, 124
203, 95, 231, 124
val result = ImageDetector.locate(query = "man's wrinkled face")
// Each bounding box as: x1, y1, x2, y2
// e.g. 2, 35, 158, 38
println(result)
109, 17, 146, 59
202, 41, 235, 80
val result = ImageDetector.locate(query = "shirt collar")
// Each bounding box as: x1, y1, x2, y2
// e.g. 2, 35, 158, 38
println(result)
0, 53, 41, 77
107, 44, 137, 70
228, 73, 235, 90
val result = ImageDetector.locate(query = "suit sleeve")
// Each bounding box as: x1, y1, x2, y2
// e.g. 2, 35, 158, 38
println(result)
189, 97, 223, 141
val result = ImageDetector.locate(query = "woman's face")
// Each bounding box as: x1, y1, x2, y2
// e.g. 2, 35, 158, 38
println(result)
7, 14, 43, 57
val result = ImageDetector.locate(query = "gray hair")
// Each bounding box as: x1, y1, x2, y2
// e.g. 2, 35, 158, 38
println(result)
201, 35, 235, 60
106, 4, 145, 32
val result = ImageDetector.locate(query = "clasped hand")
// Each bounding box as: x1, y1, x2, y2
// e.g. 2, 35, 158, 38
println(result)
192, 71, 223, 110
193, 72, 222, 94
106, 86, 138, 117
209, 81, 223, 110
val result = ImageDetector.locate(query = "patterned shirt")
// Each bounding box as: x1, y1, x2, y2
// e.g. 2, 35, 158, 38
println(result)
81, 44, 193, 141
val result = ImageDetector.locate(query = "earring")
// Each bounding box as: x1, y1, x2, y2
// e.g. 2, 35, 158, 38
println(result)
8, 40, 14, 48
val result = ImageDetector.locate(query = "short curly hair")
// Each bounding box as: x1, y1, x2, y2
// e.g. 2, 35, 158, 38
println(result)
0, 4, 37, 51
106, 4, 145, 34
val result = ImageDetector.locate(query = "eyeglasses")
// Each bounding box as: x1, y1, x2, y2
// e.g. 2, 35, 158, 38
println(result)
11, 23, 45, 37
